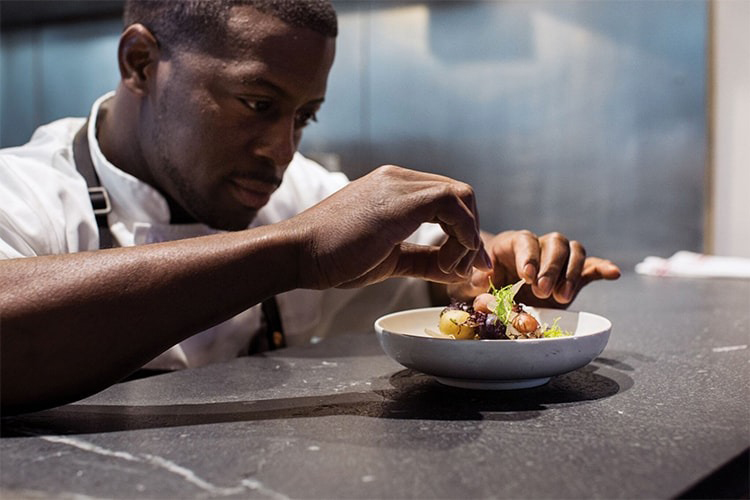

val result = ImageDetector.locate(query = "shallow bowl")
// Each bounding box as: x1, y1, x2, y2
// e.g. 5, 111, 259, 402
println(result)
374, 307, 612, 389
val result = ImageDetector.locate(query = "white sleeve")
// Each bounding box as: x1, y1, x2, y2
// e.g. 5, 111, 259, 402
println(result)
0, 129, 98, 259
0, 156, 58, 258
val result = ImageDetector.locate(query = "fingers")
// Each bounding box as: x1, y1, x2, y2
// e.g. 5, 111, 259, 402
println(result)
437, 236, 470, 274
554, 239, 586, 303
426, 179, 491, 275
432, 186, 482, 253
529, 232, 565, 297
581, 257, 621, 285
545, 239, 585, 303
510, 230, 541, 283
496, 230, 619, 306
363, 166, 483, 254
531, 233, 589, 304
305, 165, 491, 289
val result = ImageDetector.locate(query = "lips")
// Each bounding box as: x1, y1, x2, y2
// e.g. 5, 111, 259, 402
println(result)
228, 178, 279, 209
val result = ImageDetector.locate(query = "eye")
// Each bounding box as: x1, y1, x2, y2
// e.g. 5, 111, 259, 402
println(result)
241, 98, 272, 113
295, 110, 318, 128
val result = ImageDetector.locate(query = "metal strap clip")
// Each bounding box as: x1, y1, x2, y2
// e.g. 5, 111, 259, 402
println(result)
88, 186, 112, 216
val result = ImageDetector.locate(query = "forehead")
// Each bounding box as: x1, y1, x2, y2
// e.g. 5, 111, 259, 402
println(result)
191, 5, 336, 98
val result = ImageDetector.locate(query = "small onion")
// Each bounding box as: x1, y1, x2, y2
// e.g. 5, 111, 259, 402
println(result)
511, 311, 539, 334
472, 293, 497, 314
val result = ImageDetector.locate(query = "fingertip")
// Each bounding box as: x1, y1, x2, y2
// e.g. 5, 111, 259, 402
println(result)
478, 248, 493, 271
537, 275, 553, 297
560, 279, 575, 302
523, 263, 537, 284
604, 262, 621, 278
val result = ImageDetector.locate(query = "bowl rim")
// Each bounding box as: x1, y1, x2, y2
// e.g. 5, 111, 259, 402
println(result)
374, 306, 612, 342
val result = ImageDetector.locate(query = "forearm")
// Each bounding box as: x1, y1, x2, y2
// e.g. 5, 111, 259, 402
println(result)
0, 222, 301, 414
0, 164, 496, 414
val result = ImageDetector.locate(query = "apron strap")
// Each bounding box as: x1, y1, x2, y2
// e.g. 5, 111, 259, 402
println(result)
261, 296, 287, 350
72, 121, 115, 249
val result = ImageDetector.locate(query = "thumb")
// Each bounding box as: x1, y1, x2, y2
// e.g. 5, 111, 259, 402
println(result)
336, 243, 467, 289
392, 243, 469, 283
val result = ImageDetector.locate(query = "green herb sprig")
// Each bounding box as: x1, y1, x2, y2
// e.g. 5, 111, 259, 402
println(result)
488, 279, 524, 325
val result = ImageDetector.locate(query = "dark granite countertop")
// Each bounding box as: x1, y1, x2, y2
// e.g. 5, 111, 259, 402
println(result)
2, 273, 748, 499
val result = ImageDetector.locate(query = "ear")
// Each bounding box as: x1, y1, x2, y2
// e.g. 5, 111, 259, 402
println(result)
118, 24, 160, 96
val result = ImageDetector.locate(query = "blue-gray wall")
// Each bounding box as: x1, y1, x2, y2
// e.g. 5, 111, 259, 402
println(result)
1, 18, 122, 145
1, 1, 708, 268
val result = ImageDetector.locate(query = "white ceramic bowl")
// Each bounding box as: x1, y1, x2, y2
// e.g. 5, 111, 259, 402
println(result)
374, 306, 612, 389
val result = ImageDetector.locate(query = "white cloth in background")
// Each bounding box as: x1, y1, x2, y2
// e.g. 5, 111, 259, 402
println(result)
0, 92, 444, 369
635, 251, 750, 279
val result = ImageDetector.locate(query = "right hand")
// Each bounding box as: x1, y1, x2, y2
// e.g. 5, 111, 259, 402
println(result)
287, 165, 492, 289
447, 230, 621, 307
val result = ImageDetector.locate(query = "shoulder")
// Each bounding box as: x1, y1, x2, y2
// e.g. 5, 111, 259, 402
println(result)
0, 118, 98, 257
1, 118, 85, 180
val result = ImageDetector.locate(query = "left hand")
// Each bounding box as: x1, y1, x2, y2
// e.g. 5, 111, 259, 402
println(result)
446, 230, 621, 307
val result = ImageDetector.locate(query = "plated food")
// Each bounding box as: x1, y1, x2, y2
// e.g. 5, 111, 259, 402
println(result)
434, 280, 572, 340
374, 285, 613, 389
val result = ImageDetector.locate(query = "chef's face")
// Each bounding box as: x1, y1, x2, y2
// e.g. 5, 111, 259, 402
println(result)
141, 6, 335, 230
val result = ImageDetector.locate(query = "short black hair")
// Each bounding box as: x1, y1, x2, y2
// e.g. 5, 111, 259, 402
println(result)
123, 0, 337, 54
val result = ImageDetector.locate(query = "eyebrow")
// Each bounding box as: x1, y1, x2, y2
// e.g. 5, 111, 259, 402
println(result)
239, 76, 326, 105
240, 76, 285, 95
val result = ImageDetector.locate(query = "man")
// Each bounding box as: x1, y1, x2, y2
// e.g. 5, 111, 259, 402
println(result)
0, 0, 620, 415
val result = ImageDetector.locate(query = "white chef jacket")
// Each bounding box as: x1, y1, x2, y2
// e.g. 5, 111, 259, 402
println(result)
0, 93, 443, 370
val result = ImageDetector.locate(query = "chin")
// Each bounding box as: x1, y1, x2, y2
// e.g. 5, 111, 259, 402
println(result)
208, 212, 258, 231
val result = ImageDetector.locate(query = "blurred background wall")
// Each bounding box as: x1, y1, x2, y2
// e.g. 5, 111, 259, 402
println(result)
709, 0, 750, 260
1, 1, 727, 269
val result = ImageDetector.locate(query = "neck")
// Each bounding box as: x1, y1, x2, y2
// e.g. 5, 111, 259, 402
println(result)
96, 88, 199, 225
97, 88, 153, 187
166, 200, 197, 225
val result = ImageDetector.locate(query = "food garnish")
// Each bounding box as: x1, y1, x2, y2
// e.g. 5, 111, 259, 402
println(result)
432, 280, 573, 340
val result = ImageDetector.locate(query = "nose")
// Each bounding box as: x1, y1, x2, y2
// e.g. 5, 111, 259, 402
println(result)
256, 116, 297, 168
